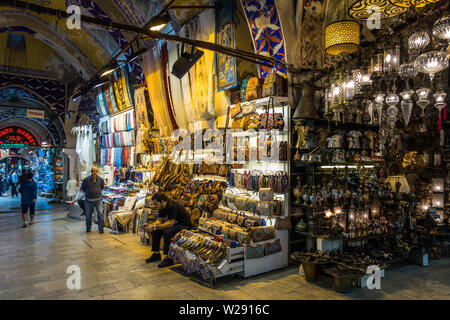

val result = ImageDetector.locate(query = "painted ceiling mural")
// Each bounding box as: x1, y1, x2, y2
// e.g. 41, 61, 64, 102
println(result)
240, 0, 287, 79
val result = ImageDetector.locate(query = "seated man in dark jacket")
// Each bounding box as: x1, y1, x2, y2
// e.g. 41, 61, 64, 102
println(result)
143, 192, 192, 268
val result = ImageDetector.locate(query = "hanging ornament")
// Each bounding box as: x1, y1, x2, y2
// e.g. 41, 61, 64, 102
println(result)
400, 90, 414, 126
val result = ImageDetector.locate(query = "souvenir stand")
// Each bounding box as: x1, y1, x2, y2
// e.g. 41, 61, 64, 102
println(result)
289, 2, 450, 292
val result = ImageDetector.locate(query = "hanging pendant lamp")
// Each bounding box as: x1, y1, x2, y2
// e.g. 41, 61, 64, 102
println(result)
325, 20, 360, 56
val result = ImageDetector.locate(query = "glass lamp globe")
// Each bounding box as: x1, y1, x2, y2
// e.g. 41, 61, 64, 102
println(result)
374, 93, 385, 105
408, 31, 430, 51
386, 93, 399, 129
386, 93, 400, 107
399, 62, 419, 79
415, 87, 431, 117
400, 90, 414, 126
414, 51, 449, 81
434, 91, 447, 113
433, 14, 450, 41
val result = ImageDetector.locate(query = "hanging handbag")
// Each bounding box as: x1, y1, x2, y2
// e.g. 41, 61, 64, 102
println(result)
230, 103, 242, 119
279, 141, 288, 161
272, 199, 284, 216
263, 219, 277, 240
264, 238, 282, 256
275, 216, 292, 230
240, 77, 251, 101
259, 188, 274, 201
245, 244, 265, 259
245, 198, 258, 213
262, 72, 285, 97
245, 77, 263, 101
259, 97, 285, 131
257, 201, 273, 216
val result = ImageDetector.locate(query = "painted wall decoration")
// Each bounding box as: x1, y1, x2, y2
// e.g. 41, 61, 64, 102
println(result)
240, 0, 287, 79
216, 0, 237, 91
299, 0, 327, 68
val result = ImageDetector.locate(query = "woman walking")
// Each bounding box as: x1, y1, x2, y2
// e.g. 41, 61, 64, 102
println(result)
19, 172, 37, 228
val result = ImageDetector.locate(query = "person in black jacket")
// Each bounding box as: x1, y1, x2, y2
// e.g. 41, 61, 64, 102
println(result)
19, 172, 37, 228
143, 192, 193, 268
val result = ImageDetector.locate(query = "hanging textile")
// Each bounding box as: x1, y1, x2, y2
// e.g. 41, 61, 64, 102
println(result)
122, 66, 134, 109
160, 42, 180, 132
216, 0, 237, 91
163, 42, 192, 129
189, 10, 216, 122
134, 87, 150, 127
96, 89, 109, 117
143, 46, 174, 137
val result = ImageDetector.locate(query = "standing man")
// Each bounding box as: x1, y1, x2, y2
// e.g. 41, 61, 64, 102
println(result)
19, 172, 37, 228
10, 170, 19, 197
70, 167, 105, 233
142, 192, 193, 268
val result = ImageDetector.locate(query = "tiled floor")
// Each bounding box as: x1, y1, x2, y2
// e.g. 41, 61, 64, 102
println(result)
0, 197, 449, 300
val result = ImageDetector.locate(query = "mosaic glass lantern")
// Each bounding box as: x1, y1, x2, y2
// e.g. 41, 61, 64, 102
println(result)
325, 20, 360, 56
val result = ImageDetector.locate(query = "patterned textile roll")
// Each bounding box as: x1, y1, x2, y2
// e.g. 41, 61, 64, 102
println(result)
108, 85, 119, 114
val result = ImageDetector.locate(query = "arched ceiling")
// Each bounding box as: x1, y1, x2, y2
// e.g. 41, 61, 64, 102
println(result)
0, 0, 216, 83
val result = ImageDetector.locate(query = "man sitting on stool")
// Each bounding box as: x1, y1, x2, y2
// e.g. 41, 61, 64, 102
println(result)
143, 192, 192, 268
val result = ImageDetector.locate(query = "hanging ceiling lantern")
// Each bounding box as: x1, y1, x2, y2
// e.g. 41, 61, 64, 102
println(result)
389, 0, 440, 8
414, 50, 449, 81
346, 0, 407, 20
433, 14, 450, 41
408, 31, 430, 51
325, 20, 360, 56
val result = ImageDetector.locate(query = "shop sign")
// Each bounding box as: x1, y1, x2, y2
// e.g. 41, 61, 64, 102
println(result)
0, 127, 38, 148
26, 109, 45, 119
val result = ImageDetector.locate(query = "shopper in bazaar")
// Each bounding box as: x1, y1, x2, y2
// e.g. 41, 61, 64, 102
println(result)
143, 192, 193, 268
19, 172, 37, 228
10, 169, 19, 197
69, 167, 105, 233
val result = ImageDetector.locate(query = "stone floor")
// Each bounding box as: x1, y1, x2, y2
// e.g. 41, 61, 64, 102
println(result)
0, 197, 449, 300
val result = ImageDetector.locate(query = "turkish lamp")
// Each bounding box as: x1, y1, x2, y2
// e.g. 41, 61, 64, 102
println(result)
408, 31, 430, 51
433, 14, 450, 57
386, 93, 399, 129
325, 208, 334, 218
415, 87, 431, 117
400, 90, 414, 126
399, 62, 418, 80
414, 51, 449, 82
325, 20, 360, 56
434, 90, 447, 129
352, 69, 362, 95
374, 93, 385, 125
371, 53, 384, 76
384, 45, 400, 73
345, 74, 355, 100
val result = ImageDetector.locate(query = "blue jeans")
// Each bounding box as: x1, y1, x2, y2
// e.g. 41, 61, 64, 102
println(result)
85, 200, 104, 231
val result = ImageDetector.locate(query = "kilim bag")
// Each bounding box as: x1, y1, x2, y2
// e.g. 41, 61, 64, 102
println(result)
265, 238, 282, 256
245, 77, 263, 101
275, 216, 292, 230
262, 72, 285, 97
